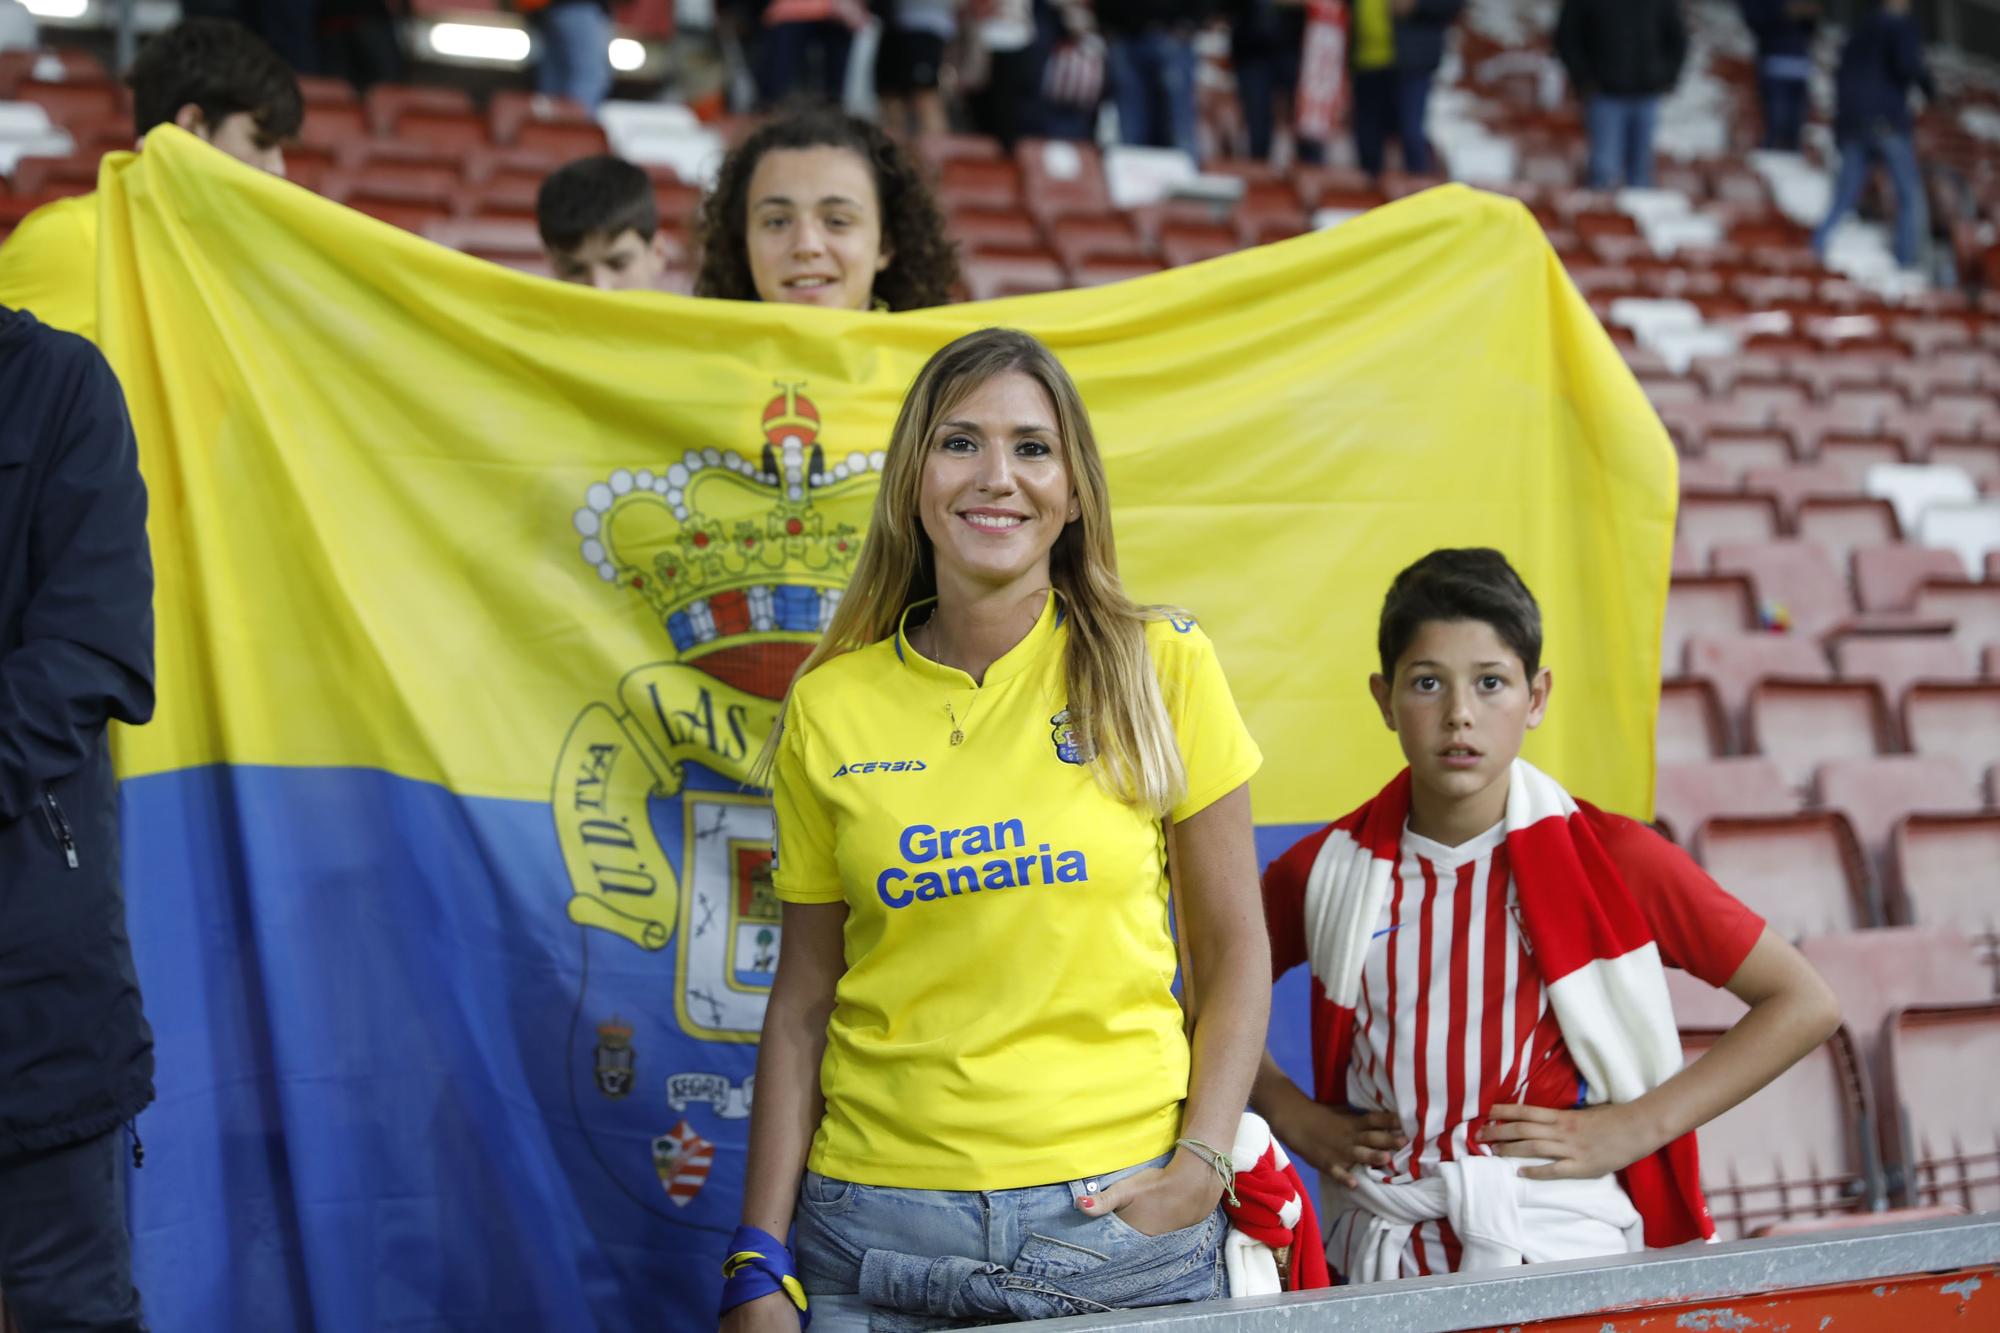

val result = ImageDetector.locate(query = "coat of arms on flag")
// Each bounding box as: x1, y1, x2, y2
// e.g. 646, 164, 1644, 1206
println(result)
653, 1120, 715, 1206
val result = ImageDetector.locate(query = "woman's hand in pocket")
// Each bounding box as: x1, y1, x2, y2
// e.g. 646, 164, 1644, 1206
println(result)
1078, 1150, 1222, 1237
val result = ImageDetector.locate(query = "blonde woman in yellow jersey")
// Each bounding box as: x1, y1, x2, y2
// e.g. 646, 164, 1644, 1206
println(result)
718, 328, 1271, 1332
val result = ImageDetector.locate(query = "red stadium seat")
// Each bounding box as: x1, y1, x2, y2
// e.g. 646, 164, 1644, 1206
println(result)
1928, 437, 2000, 491
1747, 680, 1893, 792
1697, 811, 1873, 937
1234, 177, 1308, 246
1294, 164, 1386, 212
8, 153, 100, 199
15, 78, 121, 133
1795, 499, 1900, 572
1659, 398, 1773, 451
1664, 575, 1758, 670
1833, 633, 1976, 716
321, 163, 457, 204
488, 91, 592, 148
1069, 256, 1166, 287
1680, 1021, 1876, 1238
1045, 211, 1150, 270
1816, 755, 1980, 877
1889, 814, 2000, 989
1678, 491, 1783, 566
364, 84, 475, 138
949, 208, 1043, 253
282, 145, 336, 194
1903, 682, 2000, 773
1701, 427, 1796, 480
1659, 676, 1730, 762
914, 132, 1004, 170
1014, 139, 1111, 222
1158, 222, 1238, 267
1686, 633, 1828, 744
393, 110, 490, 153
959, 248, 1064, 301
1740, 465, 1861, 524
1818, 433, 1913, 481
1677, 456, 1735, 492
1913, 579, 2000, 652
1712, 541, 1853, 638
455, 177, 538, 219
1653, 757, 1797, 844
1853, 546, 1966, 613
296, 75, 357, 106
1881, 1001, 2000, 1211
1799, 925, 1990, 1061
937, 157, 1022, 213
300, 102, 368, 152
516, 121, 610, 160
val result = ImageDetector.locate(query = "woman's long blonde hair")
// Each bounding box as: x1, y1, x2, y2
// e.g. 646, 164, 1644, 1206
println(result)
757, 327, 1187, 814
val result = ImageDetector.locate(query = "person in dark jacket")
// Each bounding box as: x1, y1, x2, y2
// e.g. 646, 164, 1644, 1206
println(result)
1555, 0, 1689, 189
1739, 0, 1820, 151
1348, 0, 1464, 176
1811, 0, 1934, 270
0, 307, 156, 1332
1098, 0, 1215, 159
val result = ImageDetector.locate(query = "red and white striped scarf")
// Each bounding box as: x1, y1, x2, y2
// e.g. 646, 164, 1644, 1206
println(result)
1300, 759, 1712, 1248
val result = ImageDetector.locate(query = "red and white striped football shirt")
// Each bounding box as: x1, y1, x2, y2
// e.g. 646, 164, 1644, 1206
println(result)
1265, 809, 1764, 1280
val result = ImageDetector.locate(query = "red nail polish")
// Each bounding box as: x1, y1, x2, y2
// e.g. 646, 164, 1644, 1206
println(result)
1080, 1198, 1094, 1209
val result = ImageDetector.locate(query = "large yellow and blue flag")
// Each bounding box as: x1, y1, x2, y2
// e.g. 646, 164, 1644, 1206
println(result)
94, 128, 1672, 1329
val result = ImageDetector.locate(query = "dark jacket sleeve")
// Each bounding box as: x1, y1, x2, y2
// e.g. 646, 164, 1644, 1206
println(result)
1661, 0, 1689, 86
1893, 17, 1936, 103
0, 340, 154, 822
1412, 0, 1465, 24
1554, 0, 1588, 90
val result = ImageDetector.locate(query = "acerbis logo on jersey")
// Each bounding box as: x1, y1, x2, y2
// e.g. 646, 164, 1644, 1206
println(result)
832, 759, 929, 778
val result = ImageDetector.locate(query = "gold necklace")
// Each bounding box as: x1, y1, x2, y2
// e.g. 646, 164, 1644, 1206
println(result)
919, 621, 974, 745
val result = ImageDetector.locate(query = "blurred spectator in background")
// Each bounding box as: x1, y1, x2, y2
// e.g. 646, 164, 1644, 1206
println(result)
1229, 0, 1316, 164
318, 0, 410, 93
523, 0, 615, 111
967, 0, 1039, 147
0, 18, 300, 343
538, 156, 673, 290
693, 105, 959, 310
1740, 0, 1820, 152
1032, 0, 1103, 143
876, 0, 958, 138
1812, 0, 1935, 271
1098, 0, 1213, 159
1348, 0, 1463, 177
1556, 0, 1687, 189
760, 0, 868, 106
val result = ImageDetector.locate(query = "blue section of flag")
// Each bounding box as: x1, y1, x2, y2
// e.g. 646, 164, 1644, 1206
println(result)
774, 586, 819, 632
118, 767, 1326, 1328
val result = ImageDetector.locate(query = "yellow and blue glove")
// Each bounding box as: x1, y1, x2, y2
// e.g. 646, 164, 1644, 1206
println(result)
720, 1225, 810, 1328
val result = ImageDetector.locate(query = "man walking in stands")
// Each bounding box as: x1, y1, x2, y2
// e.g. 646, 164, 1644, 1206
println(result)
1253, 549, 1839, 1281
0, 306, 157, 1330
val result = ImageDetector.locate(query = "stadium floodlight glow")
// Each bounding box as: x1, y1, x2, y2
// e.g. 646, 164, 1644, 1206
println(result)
21, 0, 89, 19
427, 22, 532, 64
609, 38, 647, 73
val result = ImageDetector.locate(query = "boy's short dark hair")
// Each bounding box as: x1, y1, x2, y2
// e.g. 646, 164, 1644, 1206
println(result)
129, 18, 303, 141
536, 156, 660, 252
1378, 548, 1544, 679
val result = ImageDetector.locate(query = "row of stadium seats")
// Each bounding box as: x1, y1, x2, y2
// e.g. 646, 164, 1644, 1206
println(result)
1677, 927, 1997, 1238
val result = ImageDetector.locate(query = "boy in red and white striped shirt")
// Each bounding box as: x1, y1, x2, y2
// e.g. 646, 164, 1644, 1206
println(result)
1252, 549, 1839, 1283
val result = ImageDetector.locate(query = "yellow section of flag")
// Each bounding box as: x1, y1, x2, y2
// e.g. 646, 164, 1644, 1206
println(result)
97, 128, 1672, 824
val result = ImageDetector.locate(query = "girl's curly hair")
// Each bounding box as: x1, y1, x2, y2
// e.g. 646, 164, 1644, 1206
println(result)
692, 105, 961, 311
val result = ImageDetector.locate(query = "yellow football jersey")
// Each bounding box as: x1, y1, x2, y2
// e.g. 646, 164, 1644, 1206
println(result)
0, 189, 100, 341
773, 593, 1262, 1189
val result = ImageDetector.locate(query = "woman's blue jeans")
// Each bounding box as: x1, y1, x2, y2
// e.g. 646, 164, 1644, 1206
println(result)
794, 1152, 1225, 1331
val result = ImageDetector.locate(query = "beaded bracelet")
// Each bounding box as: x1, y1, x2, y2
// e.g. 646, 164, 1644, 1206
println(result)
1174, 1136, 1240, 1206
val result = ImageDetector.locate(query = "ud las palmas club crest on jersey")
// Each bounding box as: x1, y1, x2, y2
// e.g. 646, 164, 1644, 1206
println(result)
553, 385, 881, 1207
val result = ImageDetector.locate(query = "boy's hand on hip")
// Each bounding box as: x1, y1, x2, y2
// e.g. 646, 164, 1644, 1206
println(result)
1279, 1102, 1407, 1188
1479, 1102, 1655, 1180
